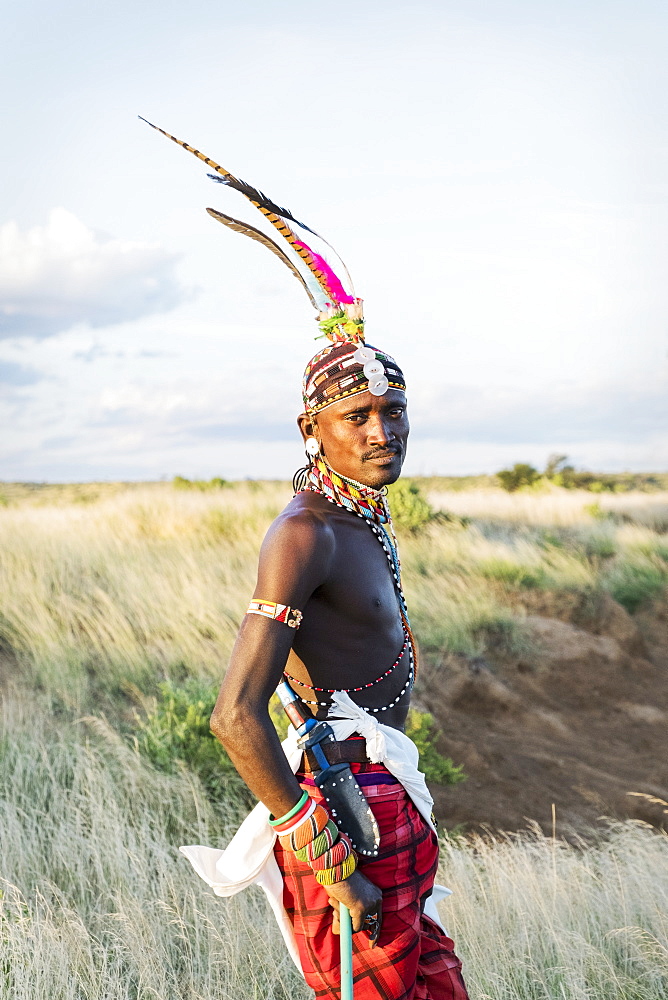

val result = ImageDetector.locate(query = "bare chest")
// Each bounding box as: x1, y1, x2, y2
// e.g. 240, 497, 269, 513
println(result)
318, 515, 400, 627
287, 511, 406, 702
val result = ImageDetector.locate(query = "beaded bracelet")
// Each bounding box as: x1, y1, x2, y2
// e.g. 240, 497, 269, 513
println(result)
314, 853, 358, 886
275, 798, 317, 839
294, 819, 340, 863
279, 803, 329, 852
308, 834, 352, 871
269, 790, 309, 828
271, 797, 314, 834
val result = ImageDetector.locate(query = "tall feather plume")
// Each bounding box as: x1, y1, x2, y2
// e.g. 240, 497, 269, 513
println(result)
206, 208, 320, 310
206, 173, 319, 239
138, 116, 238, 181
207, 172, 354, 293
139, 117, 362, 338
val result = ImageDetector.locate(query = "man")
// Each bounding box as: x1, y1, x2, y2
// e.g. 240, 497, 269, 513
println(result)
210, 340, 470, 999
142, 119, 469, 999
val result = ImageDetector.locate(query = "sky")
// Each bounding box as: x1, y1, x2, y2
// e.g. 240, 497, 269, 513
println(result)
1, 0, 667, 481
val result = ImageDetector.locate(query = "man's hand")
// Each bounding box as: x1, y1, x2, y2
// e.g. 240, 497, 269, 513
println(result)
326, 869, 382, 938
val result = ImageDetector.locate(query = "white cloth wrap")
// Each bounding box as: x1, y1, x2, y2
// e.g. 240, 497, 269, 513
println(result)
180, 691, 452, 974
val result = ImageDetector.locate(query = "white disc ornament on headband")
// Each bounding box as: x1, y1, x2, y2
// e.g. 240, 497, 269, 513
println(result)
353, 346, 376, 364
369, 375, 389, 396
363, 360, 384, 379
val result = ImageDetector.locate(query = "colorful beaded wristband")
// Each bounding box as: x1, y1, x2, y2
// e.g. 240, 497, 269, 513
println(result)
246, 599, 303, 629
268, 790, 309, 828
294, 819, 340, 863
314, 853, 358, 886
279, 803, 329, 852
308, 834, 352, 872
275, 798, 317, 839
271, 797, 314, 834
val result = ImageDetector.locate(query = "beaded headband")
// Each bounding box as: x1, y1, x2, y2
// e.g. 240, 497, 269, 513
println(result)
140, 118, 407, 409
303, 342, 406, 414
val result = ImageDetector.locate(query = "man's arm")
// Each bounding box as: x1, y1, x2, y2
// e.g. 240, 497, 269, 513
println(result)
211, 507, 332, 817
210, 506, 382, 933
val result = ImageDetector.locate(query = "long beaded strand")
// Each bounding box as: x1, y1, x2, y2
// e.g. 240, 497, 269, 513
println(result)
284, 630, 409, 694
300, 458, 419, 685
294, 653, 414, 713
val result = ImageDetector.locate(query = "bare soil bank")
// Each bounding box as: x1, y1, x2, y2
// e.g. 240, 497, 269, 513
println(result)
419, 593, 668, 837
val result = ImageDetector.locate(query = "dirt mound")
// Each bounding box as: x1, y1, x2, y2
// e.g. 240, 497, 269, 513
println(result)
417, 594, 668, 837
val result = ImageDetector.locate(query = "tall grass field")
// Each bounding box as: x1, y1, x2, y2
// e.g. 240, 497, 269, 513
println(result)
1, 480, 667, 998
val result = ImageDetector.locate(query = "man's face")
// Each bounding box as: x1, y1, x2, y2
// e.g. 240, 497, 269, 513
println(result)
312, 389, 409, 488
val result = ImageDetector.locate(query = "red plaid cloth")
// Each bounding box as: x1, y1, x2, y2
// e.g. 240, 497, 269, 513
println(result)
274, 765, 470, 1000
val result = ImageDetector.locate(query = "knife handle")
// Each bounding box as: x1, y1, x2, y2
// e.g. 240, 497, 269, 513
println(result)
276, 680, 316, 736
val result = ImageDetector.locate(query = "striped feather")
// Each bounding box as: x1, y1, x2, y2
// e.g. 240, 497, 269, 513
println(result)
206, 208, 320, 310
139, 117, 354, 308
209, 176, 354, 296
207, 173, 319, 239
138, 117, 237, 182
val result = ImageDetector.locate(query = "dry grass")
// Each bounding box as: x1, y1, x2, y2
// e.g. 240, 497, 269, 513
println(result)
0, 689, 306, 1000
0, 482, 667, 704
1, 481, 668, 997
0, 484, 290, 705
429, 485, 668, 531
1, 689, 667, 999
444, 821, 668, 999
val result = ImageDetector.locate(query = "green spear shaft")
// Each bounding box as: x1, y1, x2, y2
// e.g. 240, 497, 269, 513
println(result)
340, 904, 353, 1000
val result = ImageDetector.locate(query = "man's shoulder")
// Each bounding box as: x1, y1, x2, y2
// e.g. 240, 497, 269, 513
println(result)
262, 492, 337, 556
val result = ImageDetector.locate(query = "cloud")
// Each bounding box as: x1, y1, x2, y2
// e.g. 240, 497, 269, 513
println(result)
1, 310, 664, 482
86, 375, 298, 443
72, 343, 126, 363
0, 360, 44, 386
75, 371, 668, 457
0, 209, 190, 339
412, 378, 667, 446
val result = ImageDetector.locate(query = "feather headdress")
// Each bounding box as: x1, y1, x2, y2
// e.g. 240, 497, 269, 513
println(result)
139, 117, 364, 345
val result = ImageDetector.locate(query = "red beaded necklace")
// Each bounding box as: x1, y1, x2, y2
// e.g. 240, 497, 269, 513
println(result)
283, 628, 409, 699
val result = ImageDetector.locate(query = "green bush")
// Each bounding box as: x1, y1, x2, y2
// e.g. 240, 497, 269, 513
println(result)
497, 463, 540, 492
134, 679, 252, 807
584, 502, 614, 521
604, 558, 667, 614
387, 480, 436, 532
132, 682, 467, 801
584, 532, 617, 559
538, 530, 564, 549
405, 710, 466, 785
544, 453, 570, 480
173, 475, 229, 491
477, 557, 547, 589
547, 460, 650, 493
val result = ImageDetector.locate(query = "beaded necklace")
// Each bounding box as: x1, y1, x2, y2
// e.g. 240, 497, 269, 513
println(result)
303, 457, 412, 630
293, 653, 413, 714
283, 629, 409, 698
289, 457, 418, 713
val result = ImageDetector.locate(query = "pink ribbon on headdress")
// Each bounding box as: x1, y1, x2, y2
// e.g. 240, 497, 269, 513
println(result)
294, 242, 355, 306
